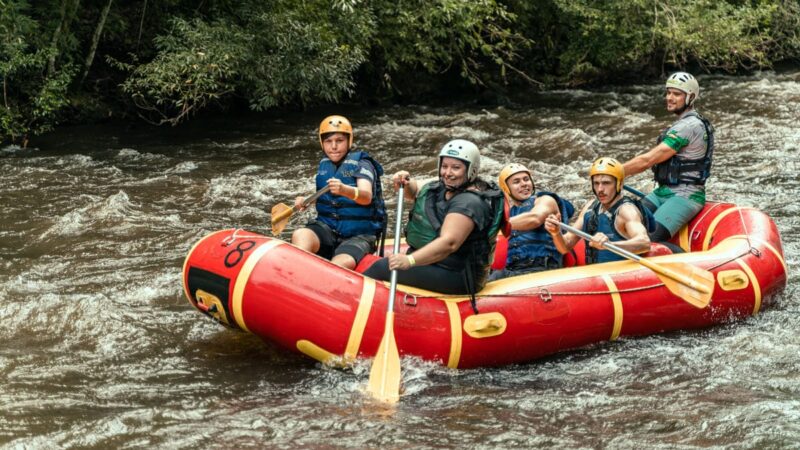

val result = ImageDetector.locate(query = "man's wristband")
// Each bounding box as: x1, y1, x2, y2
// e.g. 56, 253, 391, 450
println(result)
352, 187, 359, 201
407, 255, 416, 267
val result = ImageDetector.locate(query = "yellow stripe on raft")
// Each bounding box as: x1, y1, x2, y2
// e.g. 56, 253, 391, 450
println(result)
446, 301, 462, 368
232, 239, 284, 332
601, 274, 623, 341
679, 225, 690, 252
297, 339, 338, 365
702, 207, 755, 251
343, 278, 377, 362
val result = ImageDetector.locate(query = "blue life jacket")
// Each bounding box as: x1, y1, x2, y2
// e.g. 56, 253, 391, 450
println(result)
583, 196, 654, 264
653, 111, 715, 186
506, 192, 575, 271
314, 150, 386, 238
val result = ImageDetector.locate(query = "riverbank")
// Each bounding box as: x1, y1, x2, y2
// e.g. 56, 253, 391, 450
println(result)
4, 0, 800, 147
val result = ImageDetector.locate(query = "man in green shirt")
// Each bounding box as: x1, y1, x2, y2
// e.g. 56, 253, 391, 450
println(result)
623, 72, 715, 241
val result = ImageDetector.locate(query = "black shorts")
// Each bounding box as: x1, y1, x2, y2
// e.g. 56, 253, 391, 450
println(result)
362, 257, 477, 295
306, 221, 376, 264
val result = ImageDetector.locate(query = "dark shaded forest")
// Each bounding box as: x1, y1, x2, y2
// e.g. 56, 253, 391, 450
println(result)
2, 0, 799, 145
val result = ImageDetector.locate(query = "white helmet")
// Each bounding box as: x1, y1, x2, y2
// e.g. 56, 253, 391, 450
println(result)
438, 139, 481, 182
666, 72, 700, 107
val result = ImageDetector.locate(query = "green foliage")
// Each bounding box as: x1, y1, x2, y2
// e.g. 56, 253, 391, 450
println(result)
241, 2, 373, 110
117, 1, 373, 124
367, 0, 529, 92
2, 0, 800, 139
115, 18, 247, 125
0, 0, 72, 145
549, 0, 785, 84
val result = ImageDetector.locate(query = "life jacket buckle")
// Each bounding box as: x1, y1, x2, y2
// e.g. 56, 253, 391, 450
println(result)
539, 288, 552, 303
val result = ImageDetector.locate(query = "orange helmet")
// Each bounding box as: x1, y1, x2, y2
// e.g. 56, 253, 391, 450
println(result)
498, 163, 533, 197
589, 157, 624, 193
319, 115, 353, 149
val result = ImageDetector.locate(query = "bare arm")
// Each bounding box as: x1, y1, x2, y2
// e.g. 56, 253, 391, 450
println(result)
594, 204, 650, 254
623, 142, 676, 177
545, 202, 590, 254
391, 170, 420, 201
509, 195, 558, 231
388, 212, 474, 270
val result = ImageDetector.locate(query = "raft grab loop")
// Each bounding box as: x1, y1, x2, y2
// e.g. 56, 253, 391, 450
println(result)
538, 288, 552, 303
222, 228, 271, 246
464, 312, 507, 338
403, 293, 418, 307
717, 270, 750, 291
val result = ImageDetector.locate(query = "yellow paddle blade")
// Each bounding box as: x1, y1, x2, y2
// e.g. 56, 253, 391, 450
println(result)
648, 261, 715, 309
367, 312, 401, 404
270, 203, 293, 236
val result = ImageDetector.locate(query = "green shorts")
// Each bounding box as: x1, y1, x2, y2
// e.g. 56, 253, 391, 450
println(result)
644, 186, 705, 236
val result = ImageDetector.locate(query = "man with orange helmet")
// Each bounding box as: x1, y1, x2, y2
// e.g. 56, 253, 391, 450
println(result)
489, 163, 574, 280
291, 115, 386, 269
545, 158, 651, 264
622, 72, 715, 241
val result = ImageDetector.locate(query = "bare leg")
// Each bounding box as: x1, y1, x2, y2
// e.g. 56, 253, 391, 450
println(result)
291, 228, 321, 253
331, 254, 356, 270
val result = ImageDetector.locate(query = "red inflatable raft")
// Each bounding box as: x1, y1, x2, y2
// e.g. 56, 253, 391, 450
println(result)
182, 202, 787, 368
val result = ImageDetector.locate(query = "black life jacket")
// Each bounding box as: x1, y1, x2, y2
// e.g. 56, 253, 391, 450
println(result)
652, 111, 715, 186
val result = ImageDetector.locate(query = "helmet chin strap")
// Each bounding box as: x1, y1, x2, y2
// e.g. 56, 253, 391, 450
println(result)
440, 160, 472, 192
674, 94, 694, 115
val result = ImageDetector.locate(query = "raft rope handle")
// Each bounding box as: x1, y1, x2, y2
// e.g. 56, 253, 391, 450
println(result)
425, 282, 665, 300
222, 228, 272, 246
735, 206, 755, 252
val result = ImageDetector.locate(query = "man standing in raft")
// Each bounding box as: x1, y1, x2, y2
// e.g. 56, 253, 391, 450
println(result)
489, 163, 574, 280
545, 157, 651, 264
291, 115, 386, 270
364, 139, 506, 296
622, 72, 715, 242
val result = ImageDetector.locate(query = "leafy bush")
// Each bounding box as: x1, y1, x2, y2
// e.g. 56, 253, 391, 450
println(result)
117, 1, 373, 125
549, 0, 787, 83
0, 0, 72, 145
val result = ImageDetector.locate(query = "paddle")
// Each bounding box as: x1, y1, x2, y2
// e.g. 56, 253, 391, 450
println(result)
367, 185, 404, 403
623, 184, 647, 198
270, 186, 331, 235
557, 222, 713, 309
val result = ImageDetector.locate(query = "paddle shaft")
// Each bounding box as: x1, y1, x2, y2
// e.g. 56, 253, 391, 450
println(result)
623, 184, 647, 198
387, 185, 405, 312
366, 185, 405, 403
559, 222, 643, 262
558, 222, 710, 294
272, 185, 331, 224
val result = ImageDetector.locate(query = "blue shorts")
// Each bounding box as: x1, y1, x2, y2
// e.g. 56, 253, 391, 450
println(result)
644, 187, 704, 236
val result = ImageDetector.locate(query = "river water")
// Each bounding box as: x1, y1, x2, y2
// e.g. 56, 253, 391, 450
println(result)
1, 71, 798, 448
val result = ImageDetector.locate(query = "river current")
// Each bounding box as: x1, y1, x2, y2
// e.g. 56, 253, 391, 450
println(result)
1, 71, 798, 448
